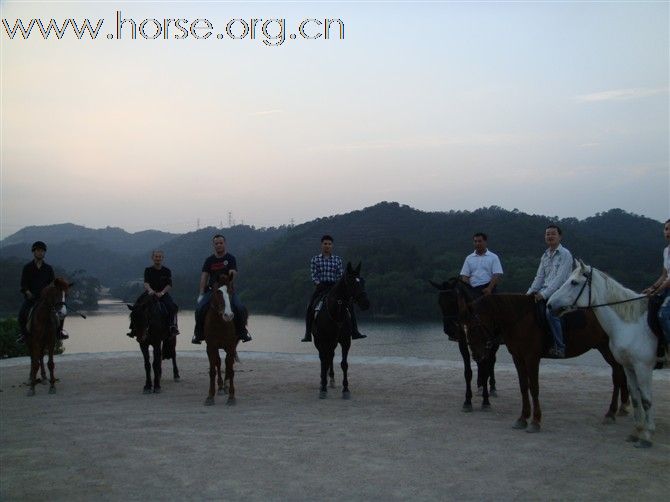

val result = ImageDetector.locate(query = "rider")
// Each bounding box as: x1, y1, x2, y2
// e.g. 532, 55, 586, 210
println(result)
459, 232, 503, 297
191, 234, 252, 344
643, 219, 670, 365
301, 234, 366, 342
526, 224, 574, 358
126, 250, 179, 339
17, 241, 68, 343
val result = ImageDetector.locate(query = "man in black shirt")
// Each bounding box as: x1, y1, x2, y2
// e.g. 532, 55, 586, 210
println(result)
192, 234, 251, 344
18, 241, 67, 343
127, 250, 179, 338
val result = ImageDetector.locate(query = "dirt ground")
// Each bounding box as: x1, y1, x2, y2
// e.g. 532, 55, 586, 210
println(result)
1, 352, 668, 501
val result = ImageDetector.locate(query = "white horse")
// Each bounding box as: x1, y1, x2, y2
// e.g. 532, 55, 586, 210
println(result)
547, 261, 657, 448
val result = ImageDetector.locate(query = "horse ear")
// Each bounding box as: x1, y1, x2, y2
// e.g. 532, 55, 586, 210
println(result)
578, 258, 585, 269
127, 304, 134, 311
68, 282, 75, 288
346, 262, 353, 273
354, 262, 361, 274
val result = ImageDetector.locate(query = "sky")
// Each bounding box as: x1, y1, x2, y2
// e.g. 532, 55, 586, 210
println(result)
1, 1, 668, 236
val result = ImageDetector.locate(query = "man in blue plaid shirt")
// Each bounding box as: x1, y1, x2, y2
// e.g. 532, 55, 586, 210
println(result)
301, 235, 366, 342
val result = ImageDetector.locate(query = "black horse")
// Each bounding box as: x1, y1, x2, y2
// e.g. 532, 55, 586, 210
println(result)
431, 277, 499, 411
127, 295, 179, 394
312, 262, 370, 399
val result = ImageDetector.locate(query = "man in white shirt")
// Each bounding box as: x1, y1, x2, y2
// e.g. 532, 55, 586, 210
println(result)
527, 224, 574, 358
459, 232, 503, 296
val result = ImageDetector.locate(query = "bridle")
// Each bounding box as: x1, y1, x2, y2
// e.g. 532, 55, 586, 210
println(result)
565, 267, 647, 311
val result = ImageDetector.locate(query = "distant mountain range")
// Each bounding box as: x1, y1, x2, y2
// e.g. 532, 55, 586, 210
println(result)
1, 203, 665, 319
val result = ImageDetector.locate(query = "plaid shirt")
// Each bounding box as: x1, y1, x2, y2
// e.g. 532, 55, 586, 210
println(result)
310, 254, 344, 284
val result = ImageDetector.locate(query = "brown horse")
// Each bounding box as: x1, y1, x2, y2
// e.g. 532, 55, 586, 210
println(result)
26, 278, 70, 396
203, 275, 239, 406
127, 295, 178, 393
469, 294, 630, 432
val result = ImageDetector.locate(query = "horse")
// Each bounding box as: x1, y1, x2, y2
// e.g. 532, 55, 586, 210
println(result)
26, 278, 70, 396
431, 278, 499, 411
127, 294, 179, 394
312, 262, 370, 399
548, 262, 656, 447
467, 291, 630, 433
203, 274, 238, 406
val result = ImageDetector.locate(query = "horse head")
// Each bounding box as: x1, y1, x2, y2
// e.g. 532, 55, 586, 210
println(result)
210, 276, 234, 322
465, 295, 499, 363
547, 260, 592, 317
344, 262, 370, 310
44, 277, 70, 319
431, 277, 472, 339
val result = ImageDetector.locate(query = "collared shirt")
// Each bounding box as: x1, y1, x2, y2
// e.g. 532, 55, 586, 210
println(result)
527, 244, 574, 299
310, 254, 344, 284
460, 250, 504, 288
20, 260, 55, 298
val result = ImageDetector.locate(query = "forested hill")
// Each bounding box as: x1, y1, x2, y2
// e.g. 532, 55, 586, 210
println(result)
239, 203, 664, 319
0, 204, 664, 320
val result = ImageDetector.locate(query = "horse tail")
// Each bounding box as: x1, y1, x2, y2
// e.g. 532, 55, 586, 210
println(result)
162, 336, 176, 360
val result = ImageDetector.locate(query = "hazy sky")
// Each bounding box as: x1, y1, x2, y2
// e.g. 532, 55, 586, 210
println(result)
1, 1, 668, 236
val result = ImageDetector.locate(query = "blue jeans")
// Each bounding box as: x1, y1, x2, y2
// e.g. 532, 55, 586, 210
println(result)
546, 306, 565, 351
659, 290, 670, 345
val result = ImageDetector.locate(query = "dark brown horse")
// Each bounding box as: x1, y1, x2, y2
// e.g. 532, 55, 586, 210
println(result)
431, 278, 499, 411
469, 294, 630, 432
203, 275, 238, 406
128, 295, 178, 393
26, 278, 70, 396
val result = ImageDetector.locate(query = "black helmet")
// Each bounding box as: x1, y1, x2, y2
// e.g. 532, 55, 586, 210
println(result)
31, 241, 47, 252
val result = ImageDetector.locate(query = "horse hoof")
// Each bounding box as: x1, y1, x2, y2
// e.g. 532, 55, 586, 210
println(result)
48, 387, 56, 395
476, 387, 483, 396
481, 403, 491, 411
634, 439, 652, 449
26, 388, 35, 397
526, 422, 541, 433
173, 377, 181, 383
204, 397, 215, 406
329, 380, 336, 389
40, 379, 47, 386
319, 391, 327, 399
602, 415, 615, 425
490, 389, 498, 398
625, 434, 639, 443
342, 390, 351, 400
143, 387, 152, 394
226, 397, 236, 406
462, 403, 473, 413
153, 387, 161, 394
512, 419, 527, 430
617, 408, 630, 417
217, 388, 225, 396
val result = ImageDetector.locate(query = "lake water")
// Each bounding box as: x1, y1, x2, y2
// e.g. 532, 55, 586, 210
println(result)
59, 298, 607, 368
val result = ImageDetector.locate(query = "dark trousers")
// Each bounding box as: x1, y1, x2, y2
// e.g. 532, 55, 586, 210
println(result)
18, 298, 36, 335
133, 292, 179, 327
305, 283, 361, 336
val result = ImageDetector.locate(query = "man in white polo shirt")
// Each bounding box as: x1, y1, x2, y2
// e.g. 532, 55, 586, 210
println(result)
459, 232, 503, 296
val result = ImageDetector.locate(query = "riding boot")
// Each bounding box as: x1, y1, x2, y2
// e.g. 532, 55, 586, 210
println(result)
127, 318, 135, 338
192, 312, 203, 344
349, 308, 366, 340
302, 305, 313, 342
170, 313, 180, 335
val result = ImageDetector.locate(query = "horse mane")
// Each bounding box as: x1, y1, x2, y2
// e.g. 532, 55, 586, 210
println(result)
592, 268, 647, 322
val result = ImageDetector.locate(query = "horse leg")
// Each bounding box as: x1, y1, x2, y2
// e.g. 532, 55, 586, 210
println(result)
458, 339, 473, 412
205, 345, 217, 405
27, 349, 40, 396
341, 340, 351, 399
329, 361, 336, 388
39, 357, 47, 384
224, 351, 236, 405
47, 345, 56, 394
489, 345, 498, 396
152, 344, 162, 393
632, 364, 654, 448
617, 367, 630, 416
140, 344, 152, 394
597, 346, 624, 422
526, 357, 542, 433
622, 366, 644, 444
511, 354, 530, 429
172, 355, 180, 382
318, 349, 333, 399
480, 361, 491, 410
217, 349, 225, 396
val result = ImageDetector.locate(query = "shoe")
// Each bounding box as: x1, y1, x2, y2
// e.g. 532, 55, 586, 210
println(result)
170, 326, 180, 335
126, 331, 135, 338
239, 331, 252, 343
548, 347, 565, 358
301, 334, 312, 342
351, 331, 367, 340
57, 330, 69, 340
191, 335, 202, 345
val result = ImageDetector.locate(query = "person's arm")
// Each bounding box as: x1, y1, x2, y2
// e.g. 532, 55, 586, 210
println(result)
483, 274, 503, 295
459, 258, 471, 284
310, 257, 319, 284
199, 272, 209, 295
157, 270, 172, 297
143, 268, 155, 295
644, 268, 669, 295
20, 264, 32, 299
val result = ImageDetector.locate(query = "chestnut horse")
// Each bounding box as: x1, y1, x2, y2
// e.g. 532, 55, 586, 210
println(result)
468, 294, 630, 432
26, 278, 69, 396
431, 278, 499, 411
312, 262, 370, 399
203, 275, 238, 406
127, 295, 178, 394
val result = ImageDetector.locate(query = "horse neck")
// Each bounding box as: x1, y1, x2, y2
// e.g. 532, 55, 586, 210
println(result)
590, 270, 647, 330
